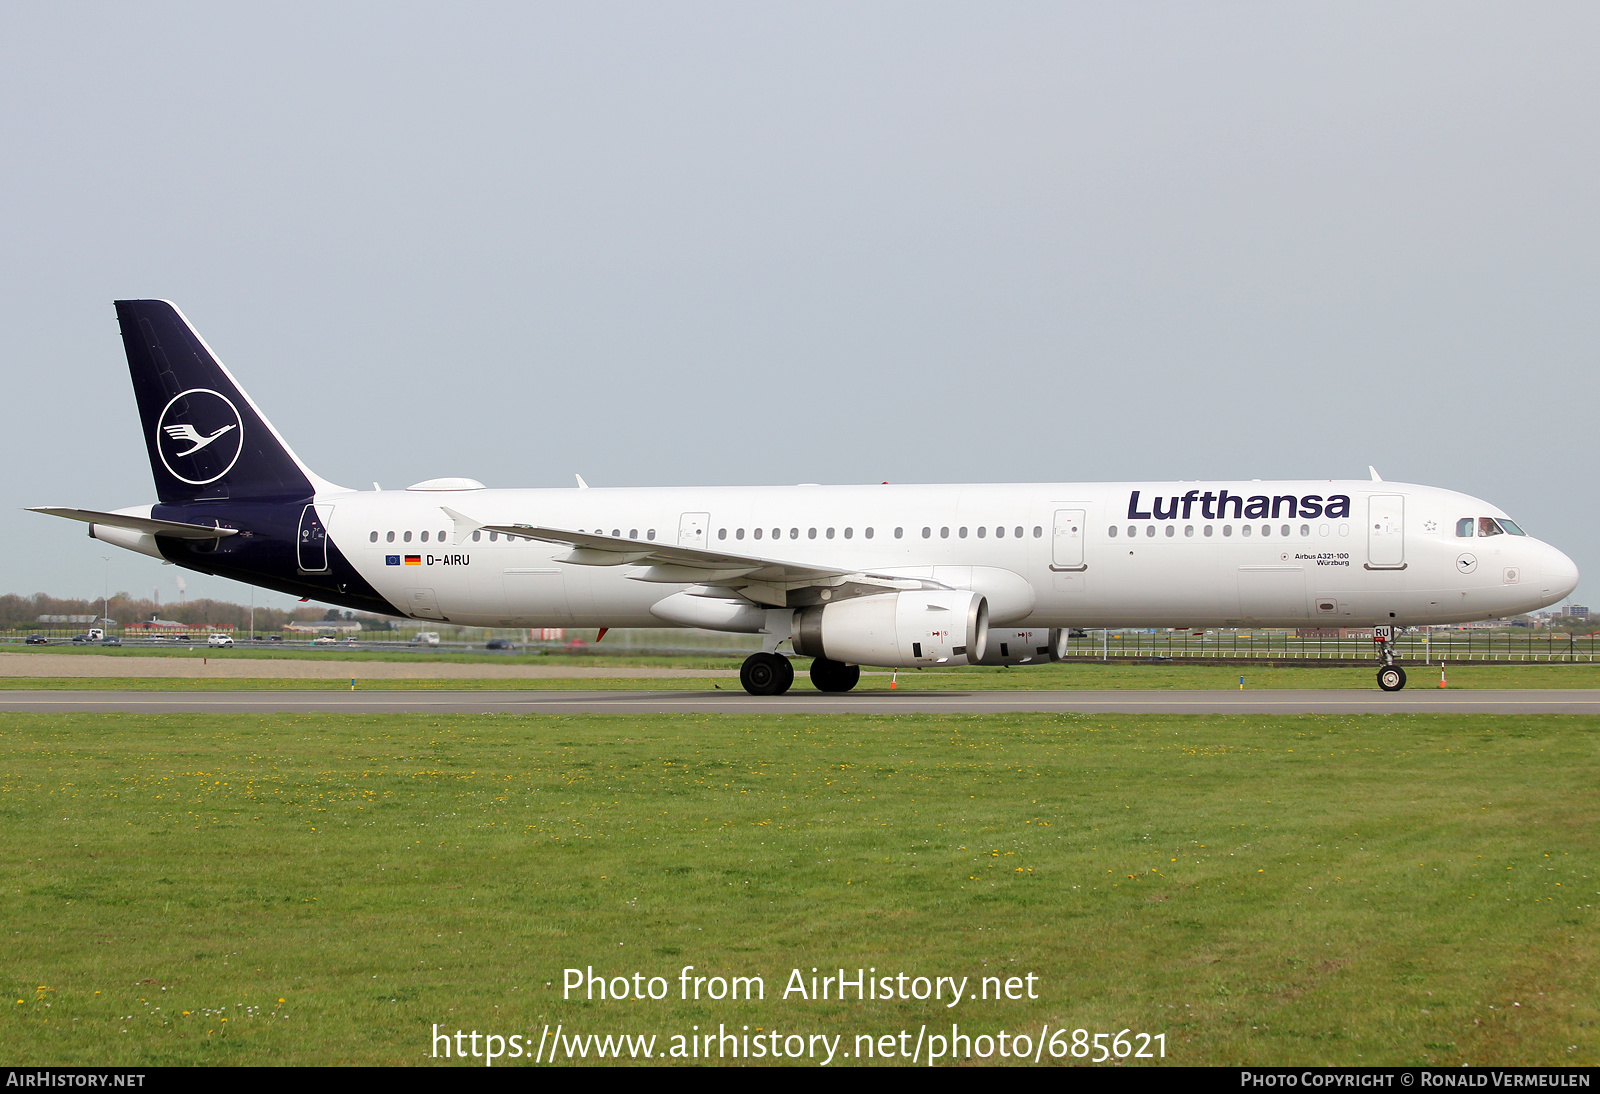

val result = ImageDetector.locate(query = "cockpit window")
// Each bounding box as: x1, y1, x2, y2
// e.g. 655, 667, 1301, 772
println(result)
1499, 519, 1526, 536
1478, 517, 1504, 537
1455, 518, 1473, 537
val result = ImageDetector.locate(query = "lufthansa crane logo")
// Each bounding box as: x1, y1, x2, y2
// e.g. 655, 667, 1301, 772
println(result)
155, 388, 244, 485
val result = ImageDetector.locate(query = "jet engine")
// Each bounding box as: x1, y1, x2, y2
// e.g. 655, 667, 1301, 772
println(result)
971, 627, 1069, 665
792, 590, 989, 668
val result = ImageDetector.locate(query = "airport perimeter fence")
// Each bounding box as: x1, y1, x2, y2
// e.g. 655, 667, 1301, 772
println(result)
1062, 630, 1598, 664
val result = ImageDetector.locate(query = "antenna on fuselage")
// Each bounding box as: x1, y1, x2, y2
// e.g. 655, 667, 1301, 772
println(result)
1369, 466, 1383, 482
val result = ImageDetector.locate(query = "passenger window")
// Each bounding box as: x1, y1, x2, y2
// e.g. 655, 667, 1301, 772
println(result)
976, 526, 986, 538
1033, 526, 1043, 538
1185, 525, 1194, 537
736, 528, 745, 540
842, 527, 851, 539
386, 531, 395, 543
647, 529, 656, 540
369, 531, 378, 542
995, 526, 1004, 538
439, 530, 447, 542
1456, 518, 1474, 537
753, 528, 762, 540
1015, 526, 1024, 538
1242, 525, 1252, 537
940, 527, 950, 538
1204, 525, 1213, 537
790, 528, 799, 539
958, 527, 968, 538
865, 528, 874, 539
808, 528, 817, 539
473, 530, 482, 542
1299, 524, 1308, 537
629, 529, 638, 539
1260, 525, 1269, 537
1223, 526, 1233, 537
420, 531, 429, 543
1164, 525, 1174, 537
1478, 517, 1503, 537
612, 529, 621, 538
717, 528, 726, 540
403, 531, 412, 543
1108, 526, 1118, 538
1145, 525, 1155, 538
922, 527, 931, 539
489, 532, 498, 542
1126, 525, 1136, 538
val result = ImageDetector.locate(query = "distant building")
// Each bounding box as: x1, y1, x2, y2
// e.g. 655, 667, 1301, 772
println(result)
1567, 605, 1590, 620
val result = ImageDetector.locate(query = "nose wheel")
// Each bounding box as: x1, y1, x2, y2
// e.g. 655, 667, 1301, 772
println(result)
1372, 625, 1406, 691
739, 652, 794, 696
1377, 665, 1407, 692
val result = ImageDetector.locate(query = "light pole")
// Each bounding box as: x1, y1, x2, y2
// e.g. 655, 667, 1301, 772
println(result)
101, 557, 110, 637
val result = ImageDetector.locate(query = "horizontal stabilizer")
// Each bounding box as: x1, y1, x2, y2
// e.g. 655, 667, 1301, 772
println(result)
27, 506, 240, 540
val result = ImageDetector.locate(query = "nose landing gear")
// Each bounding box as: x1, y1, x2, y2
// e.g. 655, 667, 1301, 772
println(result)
739, 652, 794, 696
1373, 625, 1407, 691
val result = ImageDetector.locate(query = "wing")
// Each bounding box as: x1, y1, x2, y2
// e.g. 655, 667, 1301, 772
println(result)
440, 507, 935, 608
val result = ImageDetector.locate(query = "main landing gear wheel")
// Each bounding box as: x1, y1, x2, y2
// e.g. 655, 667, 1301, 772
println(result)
808, 657, 861, 693
1377, 665, 1407, 692
740, 652, 794, 696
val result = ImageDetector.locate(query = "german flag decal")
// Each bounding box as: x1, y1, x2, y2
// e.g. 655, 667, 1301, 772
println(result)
404, 555, 422, 565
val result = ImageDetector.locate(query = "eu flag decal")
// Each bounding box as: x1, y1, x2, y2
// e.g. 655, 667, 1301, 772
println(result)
385, 555, 401, 566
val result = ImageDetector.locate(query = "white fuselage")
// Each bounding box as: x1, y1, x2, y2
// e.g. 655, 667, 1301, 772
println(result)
322, 479, 1579, 630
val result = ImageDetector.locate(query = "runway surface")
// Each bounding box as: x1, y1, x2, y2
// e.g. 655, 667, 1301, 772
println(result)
2, 689, 1598, 715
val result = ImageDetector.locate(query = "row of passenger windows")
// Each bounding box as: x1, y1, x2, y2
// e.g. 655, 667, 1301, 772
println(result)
368, 526, 1050, 544
716, 525, 1045, 541
1110, 523, 1350, 539
368, 529, 544, 543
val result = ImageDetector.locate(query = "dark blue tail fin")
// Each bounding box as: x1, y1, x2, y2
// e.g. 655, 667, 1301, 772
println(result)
116, 300, 322, 504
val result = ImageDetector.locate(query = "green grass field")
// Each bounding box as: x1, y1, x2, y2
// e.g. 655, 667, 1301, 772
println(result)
2, 710, 1595, 1066
1, 660, 1597, 691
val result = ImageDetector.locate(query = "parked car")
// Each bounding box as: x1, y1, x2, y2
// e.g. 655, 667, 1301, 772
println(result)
24, 634, 47, 645
411, 632, 440, 646
485, 638, 514, 650
312, 636, 337, 645
71, 633, 92, 644
100, 636, 121, 646
207, 634, 234, 648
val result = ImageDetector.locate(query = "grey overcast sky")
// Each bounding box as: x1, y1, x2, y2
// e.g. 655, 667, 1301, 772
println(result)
2, 2, 1595, 613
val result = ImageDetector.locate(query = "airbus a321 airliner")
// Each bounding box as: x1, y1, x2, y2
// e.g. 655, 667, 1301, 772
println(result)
32, 301, 1580, 695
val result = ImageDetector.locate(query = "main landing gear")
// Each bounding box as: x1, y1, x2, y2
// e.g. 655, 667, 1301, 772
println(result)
737, 653, 861, 695
739, 652, 794, 696
808, 657, 860, 693
1373, 625, 1407, 692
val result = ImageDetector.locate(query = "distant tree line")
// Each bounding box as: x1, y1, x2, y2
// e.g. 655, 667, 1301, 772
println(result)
0, 592, 398, 633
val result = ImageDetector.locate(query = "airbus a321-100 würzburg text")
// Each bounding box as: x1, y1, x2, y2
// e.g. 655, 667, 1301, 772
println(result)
32, 302, 1580, 694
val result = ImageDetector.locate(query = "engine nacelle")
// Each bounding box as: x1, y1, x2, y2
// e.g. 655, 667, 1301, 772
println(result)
792, 590, 989, 668
972, 627, 1069, 666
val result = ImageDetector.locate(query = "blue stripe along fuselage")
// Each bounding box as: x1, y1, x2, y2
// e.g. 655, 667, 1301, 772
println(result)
150, 500, 401, 616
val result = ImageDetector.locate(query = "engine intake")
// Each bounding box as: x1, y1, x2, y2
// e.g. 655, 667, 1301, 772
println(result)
793, 590, 989, 668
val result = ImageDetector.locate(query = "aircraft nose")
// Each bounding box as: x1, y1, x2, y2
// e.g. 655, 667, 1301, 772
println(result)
1541, 544, 1580, 602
